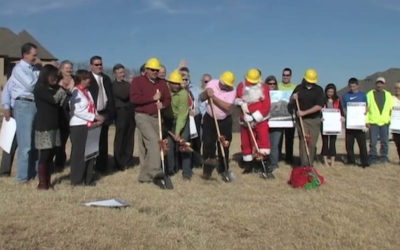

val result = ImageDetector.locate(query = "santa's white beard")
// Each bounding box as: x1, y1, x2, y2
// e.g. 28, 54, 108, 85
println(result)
242, 83, 264, 104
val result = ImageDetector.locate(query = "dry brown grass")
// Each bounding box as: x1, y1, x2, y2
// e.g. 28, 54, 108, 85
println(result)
0, 127, 399, 250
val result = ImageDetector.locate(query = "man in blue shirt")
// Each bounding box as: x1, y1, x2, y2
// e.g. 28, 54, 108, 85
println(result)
341, 77, 369, 167
2, 43, 40, 182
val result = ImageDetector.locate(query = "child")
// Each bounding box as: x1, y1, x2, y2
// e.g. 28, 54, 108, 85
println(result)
69, 70, 104, 186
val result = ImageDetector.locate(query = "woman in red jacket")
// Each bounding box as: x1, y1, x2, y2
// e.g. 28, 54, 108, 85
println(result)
321, 83, 344, 167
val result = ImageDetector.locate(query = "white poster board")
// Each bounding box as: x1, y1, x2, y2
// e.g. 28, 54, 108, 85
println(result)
346, 102, 366, 130
268, 90, 295, 128
0, 117, 16, 153
322, 108, 341, 135
85, 126, 101, 160
389, 106, 400, 134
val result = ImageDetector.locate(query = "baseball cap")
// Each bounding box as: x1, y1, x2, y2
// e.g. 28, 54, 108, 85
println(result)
376, 77, 386, 84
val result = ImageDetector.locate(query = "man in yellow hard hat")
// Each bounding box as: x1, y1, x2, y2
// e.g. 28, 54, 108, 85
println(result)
199, 71, 236, 180
290, 69, 324, 166
130, 57, 171, 188
235, 68, 273, 177
163, 71, 193, 180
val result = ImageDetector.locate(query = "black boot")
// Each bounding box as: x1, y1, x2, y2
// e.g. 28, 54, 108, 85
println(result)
242, 160, 253, 174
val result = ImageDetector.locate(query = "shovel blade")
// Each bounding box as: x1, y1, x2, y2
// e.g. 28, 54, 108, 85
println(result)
164, 176, 174, 189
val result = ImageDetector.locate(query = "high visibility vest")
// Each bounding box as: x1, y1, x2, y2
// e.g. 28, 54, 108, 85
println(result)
366, 90, 393, 125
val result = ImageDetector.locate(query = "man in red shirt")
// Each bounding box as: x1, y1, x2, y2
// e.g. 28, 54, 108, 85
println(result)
130, 58, 171, 187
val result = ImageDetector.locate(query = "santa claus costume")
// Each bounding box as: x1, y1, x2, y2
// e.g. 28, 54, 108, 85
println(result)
235, 69, 271, 173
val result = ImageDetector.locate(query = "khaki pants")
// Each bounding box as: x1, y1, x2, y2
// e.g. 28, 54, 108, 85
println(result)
296, 116, 320, 166
135, 112, 162, 182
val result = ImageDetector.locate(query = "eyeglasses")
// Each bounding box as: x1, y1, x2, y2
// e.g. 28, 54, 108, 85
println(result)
267, 82, 277, 85
282, 74, 291, 77
94, 63, 102, 66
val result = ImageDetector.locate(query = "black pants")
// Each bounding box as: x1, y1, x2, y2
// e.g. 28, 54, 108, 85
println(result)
70, 125, 94, 185
345, 129, 368, 165
0, 135, 17, 175
191, 114, 203, 166
202, 113, 232, 173
54, 122, 69, 169
113, 107, 135, 168
279, 127, 295, 162
94, 124, 109, 172
321, 134, 337, 157
393, 133, 400, 161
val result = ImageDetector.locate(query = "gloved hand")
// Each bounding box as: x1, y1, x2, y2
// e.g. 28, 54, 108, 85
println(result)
241, 103, 249, 114
244, 114, 253, 122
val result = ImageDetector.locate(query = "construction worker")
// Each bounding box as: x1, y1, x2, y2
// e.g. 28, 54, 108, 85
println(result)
163, 71, 192, 180
130, 57, 171, 188
200, 71, 236, 180
366, 77, 393, 164
290, 69, 324, 166
235, 69, 273, 177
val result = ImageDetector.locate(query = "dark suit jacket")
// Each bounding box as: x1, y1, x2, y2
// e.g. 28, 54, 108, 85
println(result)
88, 72, 115, 125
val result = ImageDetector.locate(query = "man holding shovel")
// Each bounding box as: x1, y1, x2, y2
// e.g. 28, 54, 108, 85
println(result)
235, 69, 272, 177
290, 69, 324, 166
200, 71, 236, 181
130, 57, 171, 188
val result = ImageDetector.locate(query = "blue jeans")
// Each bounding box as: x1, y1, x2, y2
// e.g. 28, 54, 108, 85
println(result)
269, 128, 283, 169
13, 100, 37, 182
369, 124, 389, 162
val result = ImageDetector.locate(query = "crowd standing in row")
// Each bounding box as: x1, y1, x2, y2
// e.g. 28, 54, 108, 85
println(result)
1, 42, 399, 190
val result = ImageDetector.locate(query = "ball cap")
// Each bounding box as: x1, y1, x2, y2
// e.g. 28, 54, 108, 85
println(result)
376, 77, 386, 84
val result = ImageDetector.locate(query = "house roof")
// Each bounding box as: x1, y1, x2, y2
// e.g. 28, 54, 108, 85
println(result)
0, 27, 57, 60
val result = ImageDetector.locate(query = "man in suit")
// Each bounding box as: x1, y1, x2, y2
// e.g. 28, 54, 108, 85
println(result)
88, 55, 115, 173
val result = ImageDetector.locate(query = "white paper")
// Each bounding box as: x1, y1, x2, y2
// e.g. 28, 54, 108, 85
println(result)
85, 126, 101, 160
346, 102, 366, 130
322, 108, 342, 135
268, 90, 295, 128
390, 106, 400, 133
83, 198, 130, 208
189, 115, 198, 139
0, 117, 16, 153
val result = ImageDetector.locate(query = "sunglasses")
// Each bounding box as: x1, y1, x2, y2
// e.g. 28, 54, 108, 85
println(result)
204, 80, 209, 84
182, 79, 189, 81
94, 63, 102, 66
282, 74, 291, 77
267, 82, 277, 85
149, 68, 159, 72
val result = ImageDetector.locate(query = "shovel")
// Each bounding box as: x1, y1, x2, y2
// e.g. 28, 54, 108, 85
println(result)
295, 98, 312, 166
243, 111, 274, 179
209, 98, 234, 182
156, 91, 173, 189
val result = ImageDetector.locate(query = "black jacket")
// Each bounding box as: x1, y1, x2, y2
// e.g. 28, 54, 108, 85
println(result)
88, 72, 115, 124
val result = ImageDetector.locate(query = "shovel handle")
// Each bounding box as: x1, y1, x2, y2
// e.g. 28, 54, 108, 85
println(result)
295, 97, 311, 165
209, 98, 226, 158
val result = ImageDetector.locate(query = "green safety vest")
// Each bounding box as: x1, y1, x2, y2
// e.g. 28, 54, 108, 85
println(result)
366, 89, 393, 125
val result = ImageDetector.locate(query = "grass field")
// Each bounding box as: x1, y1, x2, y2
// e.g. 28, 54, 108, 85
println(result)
0, 127, 399, 250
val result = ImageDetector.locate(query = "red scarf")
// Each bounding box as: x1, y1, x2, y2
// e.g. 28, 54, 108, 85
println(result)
76, 85, 95, 127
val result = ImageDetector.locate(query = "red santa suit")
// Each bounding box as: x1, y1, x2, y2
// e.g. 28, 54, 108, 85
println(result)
235, 80, 271, 162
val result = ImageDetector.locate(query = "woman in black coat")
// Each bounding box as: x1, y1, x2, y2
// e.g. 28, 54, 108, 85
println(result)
33, 65, 66, 190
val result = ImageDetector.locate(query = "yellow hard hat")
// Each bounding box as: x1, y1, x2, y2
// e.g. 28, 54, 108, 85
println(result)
303, 69, 317, 84
245, 68, 261, 84
219, 71, 235, 87
167, 71, 183, 85
145, 57, 161, 70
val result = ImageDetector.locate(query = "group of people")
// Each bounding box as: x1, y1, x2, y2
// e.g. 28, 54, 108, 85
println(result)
1, 42, 399, 190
